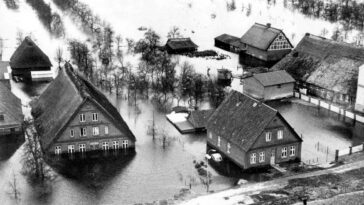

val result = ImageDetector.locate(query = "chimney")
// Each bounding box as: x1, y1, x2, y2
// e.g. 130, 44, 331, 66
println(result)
266, 23, 271, 28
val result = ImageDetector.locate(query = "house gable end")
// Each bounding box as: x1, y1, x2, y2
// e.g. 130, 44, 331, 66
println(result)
268, 32, 293, 51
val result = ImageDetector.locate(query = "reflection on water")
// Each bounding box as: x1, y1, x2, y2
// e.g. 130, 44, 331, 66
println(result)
0, 134, 24, 161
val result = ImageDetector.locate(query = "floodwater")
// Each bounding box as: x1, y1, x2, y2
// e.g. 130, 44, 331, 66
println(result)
0, 0, 364, 204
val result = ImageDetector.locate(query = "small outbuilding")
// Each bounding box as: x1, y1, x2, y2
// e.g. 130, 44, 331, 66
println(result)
214, 34, 242, 53
10, 37, 52, 82
165, 38, 198, 54
0, 61, 10, 89
243, 70, 295, 101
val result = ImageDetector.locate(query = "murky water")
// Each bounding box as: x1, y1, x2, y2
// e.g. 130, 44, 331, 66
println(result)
1, 0, 364, 204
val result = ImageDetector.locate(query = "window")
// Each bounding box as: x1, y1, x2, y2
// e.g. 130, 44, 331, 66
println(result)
0, 114, 4, 121
92, 127, 99, 136
55, 146, 61, 155
277, 130, 283, 140
259, 152, 265, 162
92, 113, 98, 121
122, 140, 128, 148
105, 126, 109, 135
217, 136, 221, 147
70, 129, 74, 137
208, 132, 212, 139
112, 141, 119, 149
227, 143, 231, 154
102, 142, 109, 150
80, 127, 87, 136
79, 114, 86, 122
250, 153, 256, 164
68, 145, 75, 154
265, 132, 272, 142
281, 147, 287, 158
290, 146, 296, 156
79, 144, 86, 152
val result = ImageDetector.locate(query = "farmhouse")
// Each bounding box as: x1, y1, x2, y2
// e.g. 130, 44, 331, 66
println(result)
0, 82, 23, 137
31, 63, 136, 156
214, 34, 242, 53
206, 91, 302, 170
243, 70, 295, 101
272, 33, 364, 107
10, 37, 52, 82
165, 38, 198, 54
240, 23, 293, 66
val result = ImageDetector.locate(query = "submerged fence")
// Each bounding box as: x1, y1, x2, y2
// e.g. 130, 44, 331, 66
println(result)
335, 144, 364, 162
294, 92, 364, 124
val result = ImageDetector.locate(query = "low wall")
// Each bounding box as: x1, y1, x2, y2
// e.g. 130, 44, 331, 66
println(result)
295, 92, 364, 124
337, 144, 364, 158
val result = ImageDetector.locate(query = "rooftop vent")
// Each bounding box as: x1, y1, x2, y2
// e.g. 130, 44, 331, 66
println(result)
266, 23, 271, 28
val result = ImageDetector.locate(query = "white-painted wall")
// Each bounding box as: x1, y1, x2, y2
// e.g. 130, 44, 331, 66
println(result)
355, 65, 364, 113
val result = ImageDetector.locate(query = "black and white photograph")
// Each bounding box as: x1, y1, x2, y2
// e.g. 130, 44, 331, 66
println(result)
0, 0, 364, 204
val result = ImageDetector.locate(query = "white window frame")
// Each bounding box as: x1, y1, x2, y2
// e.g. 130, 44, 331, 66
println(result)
281, 147, 288, 158
68, 145, 75, 154
290, 146, 296, 156
79, 113, 86, 122
105, 126, 109, 135
112, 141, 119, 149
80, 127, 87, 136
102, 142, 109, 150
227, 143, 231, 154
277, 130, 283, 140
79, 144, 86, 152
92, 127, 99, 136
266, 132, 272, 142
250, 153, 256, 164
217, 136, 221, 147
55, 146, 61, 155
122, 140, 128, 148
70, 129, 74, 137
92, 113, 98, 121
259, 152, 265, 162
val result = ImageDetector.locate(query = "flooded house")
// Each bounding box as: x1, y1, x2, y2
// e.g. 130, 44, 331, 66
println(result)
186, 109, 215, 133
31, 63, 136, 157
206, 91, 302, 170
214, 34, 242, 53
243, 70, 295, 101
165, 38, 198, 54
355, 65, 364, 113
0, 81, 23, 137
10, 36, 53, 82
272, 33, 364, 108
239, 23, 293, 67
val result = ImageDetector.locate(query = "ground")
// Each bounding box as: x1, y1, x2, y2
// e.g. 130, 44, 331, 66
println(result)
179, 152, 364, 205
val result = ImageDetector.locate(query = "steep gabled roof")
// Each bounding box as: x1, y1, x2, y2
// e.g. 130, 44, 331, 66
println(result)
10, 37, 52, 69
31, 63, 135, 150
207, 91, 277, 152
166, 38, 198, 50
272, 33, 364, 95
241, 23, 282, 50
253, 70, 295, 87
0, 82, 23, 127
187, 109, 215, 129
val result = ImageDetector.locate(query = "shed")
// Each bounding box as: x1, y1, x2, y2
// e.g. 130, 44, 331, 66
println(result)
214, 34, 242, 53
165, 38, 198, 54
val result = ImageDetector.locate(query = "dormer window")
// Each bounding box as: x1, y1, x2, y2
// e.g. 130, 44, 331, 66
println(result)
265, 132, 272, 142
79, 114, 86, 122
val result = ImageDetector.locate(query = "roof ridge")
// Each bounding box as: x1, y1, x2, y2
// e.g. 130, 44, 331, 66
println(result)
231, 90, 277, 113
254, 22, 282, 32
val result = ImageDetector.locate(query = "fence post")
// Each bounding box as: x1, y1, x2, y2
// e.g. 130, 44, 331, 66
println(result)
335, 150, 339, 162
349, 146, 352, 155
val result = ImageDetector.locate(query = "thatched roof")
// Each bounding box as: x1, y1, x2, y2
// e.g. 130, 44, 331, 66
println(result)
241, 23, 283, 50
207, 91, 278, 152
166, 38, 198, 50
31, 63, 135, 150
272, 33, 364, 95
252, 70, 295, 86
0, 82, 23, 127
10, 37, 52, 70
187, 109, 215, 129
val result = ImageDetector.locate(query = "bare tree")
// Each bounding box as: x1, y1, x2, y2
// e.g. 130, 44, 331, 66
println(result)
167, 26, 182, 39
16, 31, 24, 46
8, 171, 21, 203
55, 47, 63, 69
